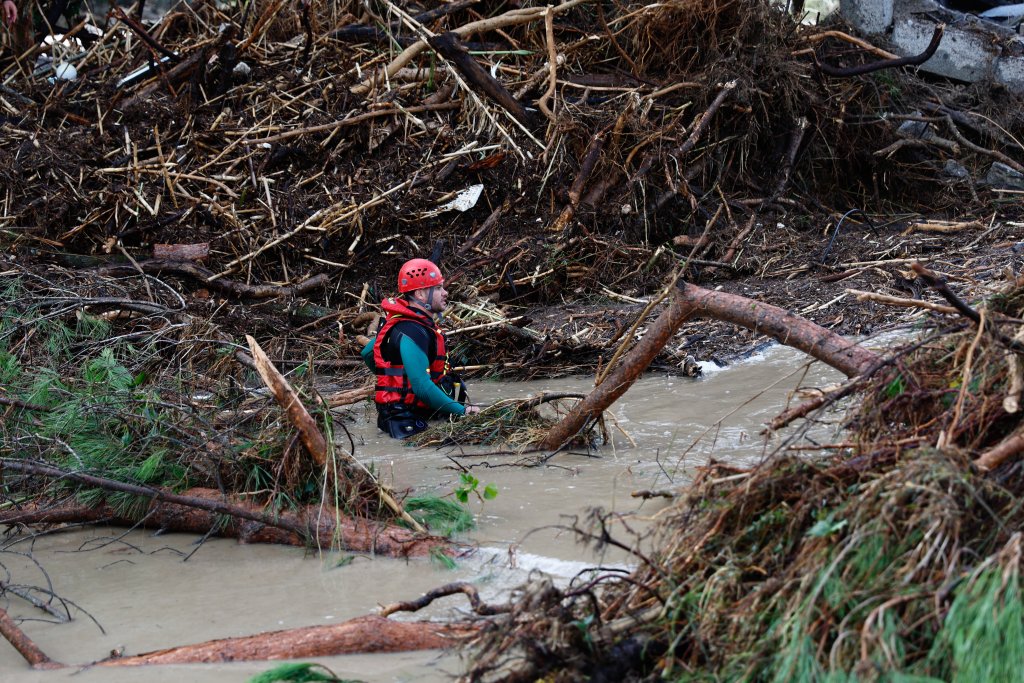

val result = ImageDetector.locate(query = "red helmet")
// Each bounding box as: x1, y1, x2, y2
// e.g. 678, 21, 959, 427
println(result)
398, 258, 444, 293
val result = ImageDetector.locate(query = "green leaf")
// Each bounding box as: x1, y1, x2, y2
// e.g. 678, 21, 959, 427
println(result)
806, 517, 847, 538
483, 484, 498, 500
455, 489, 469, 503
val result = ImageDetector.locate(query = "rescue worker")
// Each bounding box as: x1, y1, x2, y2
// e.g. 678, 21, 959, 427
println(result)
360, 258, 479, 438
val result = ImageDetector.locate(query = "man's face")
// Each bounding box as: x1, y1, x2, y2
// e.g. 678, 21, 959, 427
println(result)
412, 285, 448, 313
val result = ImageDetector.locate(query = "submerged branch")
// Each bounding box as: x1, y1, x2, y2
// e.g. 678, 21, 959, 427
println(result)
0, 461, 450, 558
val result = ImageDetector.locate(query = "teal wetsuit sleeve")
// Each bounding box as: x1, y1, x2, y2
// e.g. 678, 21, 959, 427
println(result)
399, 335, 466, 416
360, 336, 377, 372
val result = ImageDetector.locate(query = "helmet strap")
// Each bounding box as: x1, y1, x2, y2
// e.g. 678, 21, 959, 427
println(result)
409, 287, 437, 316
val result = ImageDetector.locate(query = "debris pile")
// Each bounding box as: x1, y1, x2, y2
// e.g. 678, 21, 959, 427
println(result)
1, 0, 1021, 377
461, 275, 1024, 680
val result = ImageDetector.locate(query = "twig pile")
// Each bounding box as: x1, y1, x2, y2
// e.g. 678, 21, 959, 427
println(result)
1, 0, 1020, 343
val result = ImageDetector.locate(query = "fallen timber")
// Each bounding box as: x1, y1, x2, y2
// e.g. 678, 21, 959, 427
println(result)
0, 462, 452, 558
541, 279, 882, 450
0, 605, 476, 669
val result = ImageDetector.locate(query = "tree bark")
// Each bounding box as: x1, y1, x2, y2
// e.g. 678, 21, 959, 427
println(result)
539, 285, 696, 450
0, 607, 62, 669
1, 612, 476, 670
539, 281, 880, 450
973, 430, 1024, 472
675, 281, 879, 377
0, 485, 451, 558
93, 615, 477, 666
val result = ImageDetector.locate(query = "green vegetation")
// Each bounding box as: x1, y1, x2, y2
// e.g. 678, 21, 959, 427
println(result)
404, 495, 475, 535
248, 662, 361, 683
0, 279, 350, 519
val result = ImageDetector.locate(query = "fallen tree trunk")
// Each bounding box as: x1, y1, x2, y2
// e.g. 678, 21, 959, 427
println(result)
539, 284, 695, 450
0, 494, 447, 557
0, 462, 450, 557
93, 615, 477, 666
0, 607, 62, 669
2, 612, 475, 670
540, 280, 881, 450
676, 281, 880, 377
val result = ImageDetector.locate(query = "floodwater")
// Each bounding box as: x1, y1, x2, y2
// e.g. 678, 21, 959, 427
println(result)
1, 344, 847, 682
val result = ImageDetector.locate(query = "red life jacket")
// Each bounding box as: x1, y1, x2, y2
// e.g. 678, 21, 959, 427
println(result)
372, 297, 450, 409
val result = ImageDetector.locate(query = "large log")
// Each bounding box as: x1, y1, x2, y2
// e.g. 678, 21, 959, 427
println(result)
93, 615, 477, 666
0, 470, 450, 558
1, 611, 475, 670
539, 285, 695, 450
540, 281, 881, 450
675, 281, 879, 377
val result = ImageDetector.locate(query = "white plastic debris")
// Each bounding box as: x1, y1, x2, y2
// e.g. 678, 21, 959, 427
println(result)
418, 184, 485, 219
232, 61, 252, 78
41, 33, 84, 53
52, 62, 78, 81
437, 184, 484, 213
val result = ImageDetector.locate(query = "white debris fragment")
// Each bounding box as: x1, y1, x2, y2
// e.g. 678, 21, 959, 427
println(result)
437, 184, 484, 213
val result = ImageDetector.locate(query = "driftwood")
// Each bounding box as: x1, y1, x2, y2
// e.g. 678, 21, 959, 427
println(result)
380, 581, 511, 617
329, 0, 479, 42
353, 0, 590, 94
428, 32, 535, 128
1, 610, 474, 670
97, 260, 329, 299
0, 461, 448, 557
974, 430, 1024, 472
540, 280, 881, 450
118, 31, 231, 109
675, 281, 880, 376
0, 607, 62, 669
93, 615, 477, 666
550, 129, 607, 232
247, 336, 329, 467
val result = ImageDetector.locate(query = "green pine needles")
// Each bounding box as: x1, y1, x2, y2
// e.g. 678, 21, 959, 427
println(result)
248, 662, 361, 683
2, 318, 189, 515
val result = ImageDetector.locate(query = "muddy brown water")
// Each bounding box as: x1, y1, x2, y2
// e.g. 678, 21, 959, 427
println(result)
1, 344, 845, 682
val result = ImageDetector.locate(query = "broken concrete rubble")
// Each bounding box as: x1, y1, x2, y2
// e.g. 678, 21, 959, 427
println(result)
840, 0, 1024, 94
983, 161, 1024, 190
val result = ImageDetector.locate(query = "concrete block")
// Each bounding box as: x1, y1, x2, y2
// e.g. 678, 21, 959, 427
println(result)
995, 53, 1024, 92
983, 162, 1024, 190
892, 16, 999, 82
840, 0, 893, 35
